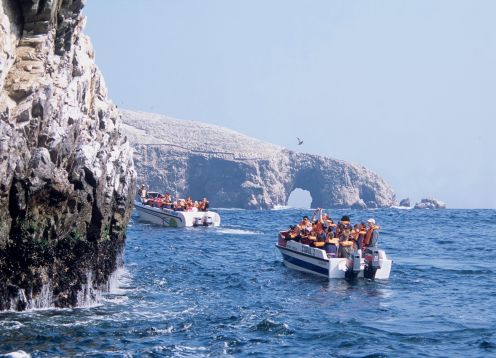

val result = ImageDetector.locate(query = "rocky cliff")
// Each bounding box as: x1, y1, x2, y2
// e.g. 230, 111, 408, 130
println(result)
0, 0, 135, 310
122, 110, 395, 209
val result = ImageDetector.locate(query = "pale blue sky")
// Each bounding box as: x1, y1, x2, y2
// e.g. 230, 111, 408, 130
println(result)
84, 0, 495, 208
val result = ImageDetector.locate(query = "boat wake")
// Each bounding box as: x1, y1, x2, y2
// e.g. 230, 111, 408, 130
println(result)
216, 228, 260, 235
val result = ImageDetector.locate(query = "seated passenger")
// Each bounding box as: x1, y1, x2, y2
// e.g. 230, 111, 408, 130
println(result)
324, 233, 339, 258
299, 216, 312, 231
301, 228, 314, 246
201, 198, 209, 212
175, 199, 186, 211
353, 222, 367, 250
192, 201, 199, 212
338, 223, 354, 258
287, 225, 301, 241
162, 193, 173, 209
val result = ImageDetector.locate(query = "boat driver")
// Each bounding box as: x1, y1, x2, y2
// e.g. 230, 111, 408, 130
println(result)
139, 184, 147, 203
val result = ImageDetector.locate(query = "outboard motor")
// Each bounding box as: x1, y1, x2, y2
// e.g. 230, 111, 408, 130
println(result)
193, 217, 203, 227
364, 248, 381, 279
345, 249, 362, 281
204, 217, 213, 226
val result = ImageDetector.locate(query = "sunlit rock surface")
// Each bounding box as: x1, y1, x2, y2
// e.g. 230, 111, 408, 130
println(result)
414, 198, 446, 209
0, 0, 135, 310
122, 110, 396, 209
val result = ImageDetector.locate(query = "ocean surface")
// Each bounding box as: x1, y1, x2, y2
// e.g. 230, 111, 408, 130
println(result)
1, 208, 495, 357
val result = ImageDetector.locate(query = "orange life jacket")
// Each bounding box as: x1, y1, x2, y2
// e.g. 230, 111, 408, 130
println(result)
364, 225, 379, 246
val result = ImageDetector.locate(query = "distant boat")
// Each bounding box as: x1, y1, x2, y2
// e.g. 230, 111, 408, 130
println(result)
134, 192, 220, 227
276, 231, 392, 280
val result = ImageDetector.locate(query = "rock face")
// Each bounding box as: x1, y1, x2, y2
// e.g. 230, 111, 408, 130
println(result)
399, 198, 411, 207
122, 110, 396, 209
0, 0, 135, 310
414, 198, 446, 209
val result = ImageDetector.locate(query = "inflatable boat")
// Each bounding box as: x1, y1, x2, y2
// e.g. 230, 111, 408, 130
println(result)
276, 231, 392, 280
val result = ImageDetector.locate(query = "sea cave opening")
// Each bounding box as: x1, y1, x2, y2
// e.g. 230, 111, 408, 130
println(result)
287, 188, 312, 209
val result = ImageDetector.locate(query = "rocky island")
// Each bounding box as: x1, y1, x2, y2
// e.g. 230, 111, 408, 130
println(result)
0, 0, 135, 310
122, 110, 396, 209
414, 198, 447, 209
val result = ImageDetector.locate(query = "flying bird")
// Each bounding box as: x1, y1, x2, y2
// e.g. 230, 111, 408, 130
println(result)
297, 137, 304, 145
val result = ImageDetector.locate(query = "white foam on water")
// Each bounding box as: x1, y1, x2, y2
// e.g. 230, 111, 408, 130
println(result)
217, 228, 260, 235
106, 266, 133, 295
213, 208, 246, 211
0, 321, 24, 330
2, 351, 31, 358
271, 205, 293, 210
391, 206, 413, 210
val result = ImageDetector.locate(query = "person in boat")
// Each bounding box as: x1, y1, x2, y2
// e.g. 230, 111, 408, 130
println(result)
312, 214, 326, 244
353, 222, 367, 250
363, 218, 380, 249
174, 199, 185, 211
183, 196, 192, 211
139, 184, 147, 203
299, 216, 312, 231
298, 218, 312, 245
338, 223, 355, 258
323, 216, 337, 237
286, 225, 301, 241
161, 193, 173, 209
200, 197, 209, 212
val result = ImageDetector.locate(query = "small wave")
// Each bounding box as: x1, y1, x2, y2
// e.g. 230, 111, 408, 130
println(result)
1, 352, 31, 358
391, 206, 413, 210
0, 321, 24, 330
252, 319, 294, 336
217, 228, 260, 235
271, 205, 293, 211
214, 208, 246, 211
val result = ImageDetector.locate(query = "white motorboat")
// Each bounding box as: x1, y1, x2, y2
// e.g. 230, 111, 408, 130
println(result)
276, 231, 392, 280
134, 200, 221, 227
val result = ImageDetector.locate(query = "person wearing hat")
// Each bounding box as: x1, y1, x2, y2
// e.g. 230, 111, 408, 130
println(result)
364, 218, 380, 248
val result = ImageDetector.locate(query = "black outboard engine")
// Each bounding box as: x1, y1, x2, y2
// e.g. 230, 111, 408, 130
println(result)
364, 248, 381, 279
345, 250, 362, 281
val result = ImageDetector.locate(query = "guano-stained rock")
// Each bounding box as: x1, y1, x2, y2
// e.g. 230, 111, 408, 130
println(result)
121, 110, 396, 210
0, 0, 135, 310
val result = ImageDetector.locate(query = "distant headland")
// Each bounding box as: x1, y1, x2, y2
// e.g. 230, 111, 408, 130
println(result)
121, 109, 396, 210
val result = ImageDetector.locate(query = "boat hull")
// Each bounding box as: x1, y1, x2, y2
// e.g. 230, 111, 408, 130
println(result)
276, 240, 392, 280
134, 201, 221, 227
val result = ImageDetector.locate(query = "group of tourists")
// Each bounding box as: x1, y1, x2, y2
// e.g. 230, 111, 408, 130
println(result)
285, 209, 380, 258
139, 185, 210, 212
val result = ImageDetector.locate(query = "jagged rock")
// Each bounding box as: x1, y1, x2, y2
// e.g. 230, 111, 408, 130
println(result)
414, 198, 446, 209
0, 0, 135, 310
399, 198, 411, 207
121, 110, 396, 209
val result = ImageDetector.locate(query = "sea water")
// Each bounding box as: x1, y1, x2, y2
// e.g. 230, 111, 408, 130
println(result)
1, 208, 495, 357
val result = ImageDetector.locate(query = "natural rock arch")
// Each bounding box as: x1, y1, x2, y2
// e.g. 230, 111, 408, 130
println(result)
123, 110, 396, 210
287, 188, 312, 208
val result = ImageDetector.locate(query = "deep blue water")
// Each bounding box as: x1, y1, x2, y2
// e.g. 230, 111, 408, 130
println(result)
1, 208, 496, 357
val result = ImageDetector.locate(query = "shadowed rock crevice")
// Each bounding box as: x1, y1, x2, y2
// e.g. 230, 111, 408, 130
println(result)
122, 110, 396, 209
0, 0, 135, 310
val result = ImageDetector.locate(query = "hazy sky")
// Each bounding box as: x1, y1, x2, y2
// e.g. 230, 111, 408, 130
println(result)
84, 0, 495, 208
